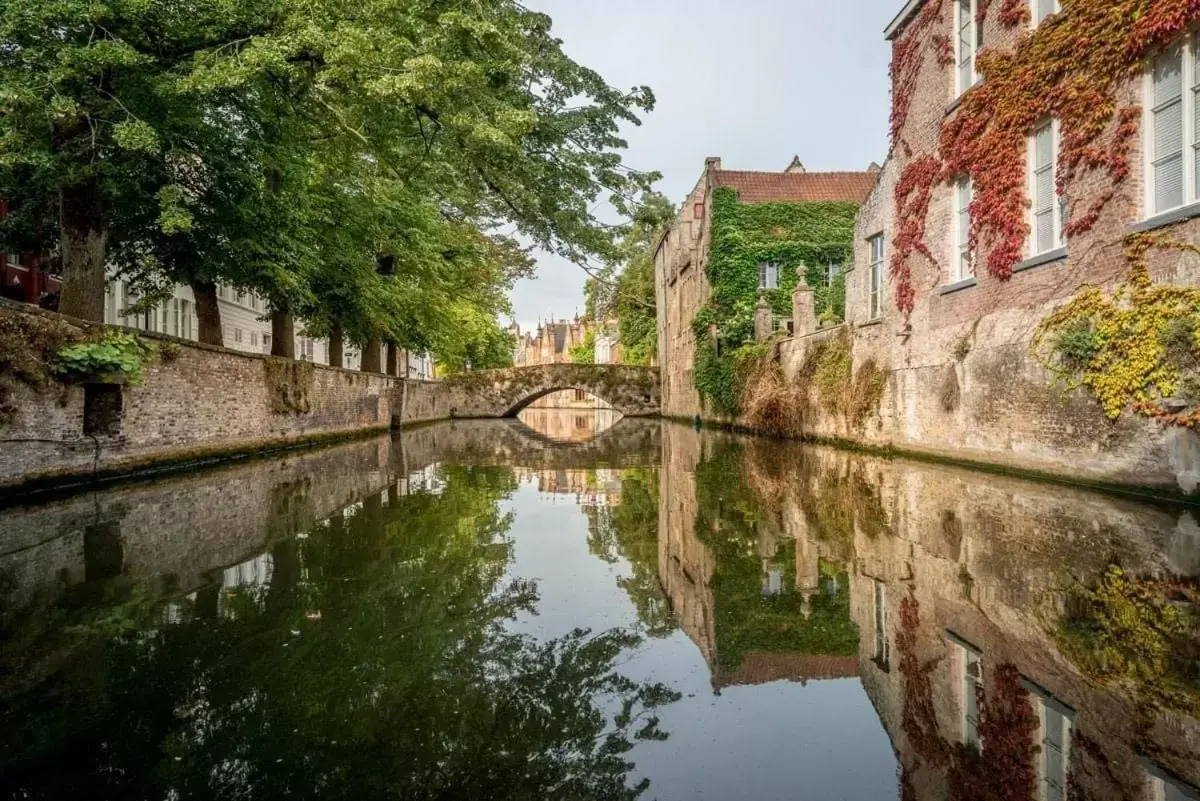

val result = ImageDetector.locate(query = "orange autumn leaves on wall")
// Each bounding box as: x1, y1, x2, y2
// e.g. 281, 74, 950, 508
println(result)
889, 0, 1200, 316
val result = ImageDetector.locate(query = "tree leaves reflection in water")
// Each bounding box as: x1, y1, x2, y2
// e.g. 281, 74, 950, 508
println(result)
0, 466, 679, 801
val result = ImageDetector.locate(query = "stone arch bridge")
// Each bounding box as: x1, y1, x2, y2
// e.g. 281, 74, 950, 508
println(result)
403, 364, 660, 421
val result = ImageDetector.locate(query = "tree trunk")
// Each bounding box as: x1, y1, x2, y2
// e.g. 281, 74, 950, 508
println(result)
385, 343, 399, 376
328, 321, 344, 368
361, 337, 382, 373
191, 280, 223, 346
272, 311, 295, 358
57, 180, 108, 322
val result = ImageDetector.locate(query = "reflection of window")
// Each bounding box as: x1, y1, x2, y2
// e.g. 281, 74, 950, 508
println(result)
950, 635, 983, 748
1029, 686, 1074, 801
758, 261, 780, 290
762, 564, 784, 597
874, 580, 890, 666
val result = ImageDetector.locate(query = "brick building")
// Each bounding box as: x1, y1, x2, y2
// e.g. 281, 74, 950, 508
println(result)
512, 317, 592, 366
668, 3, 1200, 491
654, 157, 877, 418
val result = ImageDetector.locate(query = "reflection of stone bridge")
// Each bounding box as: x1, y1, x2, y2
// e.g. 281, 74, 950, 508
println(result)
413, 364, 660, 419
397, 418, 662, 471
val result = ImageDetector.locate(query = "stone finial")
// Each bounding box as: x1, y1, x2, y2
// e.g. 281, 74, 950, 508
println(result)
795, 263, 811, 290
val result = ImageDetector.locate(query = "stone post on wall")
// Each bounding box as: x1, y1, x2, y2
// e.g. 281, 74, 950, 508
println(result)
792, 265, 816, 338
754, 295, 774, 342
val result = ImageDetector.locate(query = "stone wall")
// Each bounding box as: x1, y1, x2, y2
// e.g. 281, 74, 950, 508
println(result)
0, 302, 408, 493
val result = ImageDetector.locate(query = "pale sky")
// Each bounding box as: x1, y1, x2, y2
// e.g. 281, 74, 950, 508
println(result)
509, 0, 903, 333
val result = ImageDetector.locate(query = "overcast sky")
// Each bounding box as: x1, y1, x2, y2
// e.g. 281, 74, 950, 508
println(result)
508, 0, 902, 333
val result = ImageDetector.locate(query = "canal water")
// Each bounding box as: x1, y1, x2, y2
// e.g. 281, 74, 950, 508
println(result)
1, 414, 1198, 800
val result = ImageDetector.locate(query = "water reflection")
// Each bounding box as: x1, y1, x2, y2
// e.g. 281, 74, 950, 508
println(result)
518, 405, 623, 442
1, 421, 1198, 800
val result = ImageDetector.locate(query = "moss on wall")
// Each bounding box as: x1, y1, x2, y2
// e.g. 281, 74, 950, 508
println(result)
265, 359, 315, 415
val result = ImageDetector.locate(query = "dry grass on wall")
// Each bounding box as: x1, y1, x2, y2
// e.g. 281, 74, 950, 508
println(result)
737, 332, 888, 439
741, 357, 810, 439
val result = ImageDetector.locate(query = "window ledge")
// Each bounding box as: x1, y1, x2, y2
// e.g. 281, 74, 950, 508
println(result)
945, 95, 965, 116
1128, 201, 1200, 233
858, 318, 884, 328
1012, 246, 1067, 274
938, 277, 977, 295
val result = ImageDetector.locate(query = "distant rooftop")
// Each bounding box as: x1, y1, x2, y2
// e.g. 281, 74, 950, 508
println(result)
714, 169, 877, 205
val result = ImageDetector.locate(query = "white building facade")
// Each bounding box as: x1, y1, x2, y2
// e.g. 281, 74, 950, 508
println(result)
103, 278, 435, 379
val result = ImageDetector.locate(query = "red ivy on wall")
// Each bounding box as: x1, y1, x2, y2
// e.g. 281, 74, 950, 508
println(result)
889, 0, 1200, 314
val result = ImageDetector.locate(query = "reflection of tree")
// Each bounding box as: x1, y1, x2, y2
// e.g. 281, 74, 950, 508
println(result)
693, 442, 859, 677
1, 466, 678, 800
585, 469, 677, 639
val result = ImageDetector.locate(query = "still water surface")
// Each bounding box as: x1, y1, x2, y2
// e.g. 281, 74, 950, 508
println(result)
1, 414, 1198, 800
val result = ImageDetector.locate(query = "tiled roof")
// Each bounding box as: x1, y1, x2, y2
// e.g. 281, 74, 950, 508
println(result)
714, 170, 877, 205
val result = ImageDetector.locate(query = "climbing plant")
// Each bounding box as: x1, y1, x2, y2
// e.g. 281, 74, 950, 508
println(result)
888, 0, 1200, 318
1033, 233, 1200, 427
692, 188, 859, 414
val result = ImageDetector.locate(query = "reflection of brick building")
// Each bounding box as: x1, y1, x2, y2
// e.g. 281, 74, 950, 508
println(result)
658, 424, 1200, 800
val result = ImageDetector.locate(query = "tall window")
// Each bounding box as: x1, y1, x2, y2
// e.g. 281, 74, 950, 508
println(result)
824, 262, 842, 287
5, 252, 22, 269
179, 299, 193, 340
1029, 121, 1064, 255
1148, 39, 1200, 215
758, 261, 780, 290
956, 0, 981, 96
867, 234, 885, 320
951, 638, 982, 748
953, 177, 974, 282
1033, 693, 1074, 801
1032, 0, 1060, 26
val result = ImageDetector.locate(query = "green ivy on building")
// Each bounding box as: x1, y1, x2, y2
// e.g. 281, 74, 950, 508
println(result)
692, 188, 860, 416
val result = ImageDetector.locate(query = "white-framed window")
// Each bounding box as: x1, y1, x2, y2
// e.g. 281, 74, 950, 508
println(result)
955, 0, 981, 97
950, 637, 983, 748
179, 299, 193, 340
1030, 689, 1074, 801
250, 331, 259, 347
873, 580, 890, 665
1146, 38, 1200, 217
824, 262, 842, 287
1032, 0, 1060, 26
953, 177, 975, 282
758, 261, 781, 290
1147, 765, 1200, 801
234, 327, 243, 345
105, 281, 119, 325
867, 233, 885, 320
5, 252, 24, 269
263, 333, 272, 353
1029, 120, 1065, 256
236, 290, 246, 306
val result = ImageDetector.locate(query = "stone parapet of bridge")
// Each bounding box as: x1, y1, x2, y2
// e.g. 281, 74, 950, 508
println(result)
399, 364, 660, 422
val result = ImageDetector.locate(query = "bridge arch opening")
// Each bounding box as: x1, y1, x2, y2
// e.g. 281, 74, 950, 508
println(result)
504, 387, 617, 417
